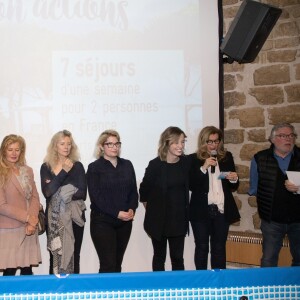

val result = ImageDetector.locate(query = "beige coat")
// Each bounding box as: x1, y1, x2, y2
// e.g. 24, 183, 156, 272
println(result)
0, 166, 40, 228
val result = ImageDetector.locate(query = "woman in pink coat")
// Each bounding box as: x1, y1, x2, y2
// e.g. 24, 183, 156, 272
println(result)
0, 135, 41, 275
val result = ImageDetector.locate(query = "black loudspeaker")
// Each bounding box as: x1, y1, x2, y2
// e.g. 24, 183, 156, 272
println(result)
220, 0, 282, 63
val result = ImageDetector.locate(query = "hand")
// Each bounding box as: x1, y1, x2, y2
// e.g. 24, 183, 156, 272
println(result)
203, 157, 217, 171
62, 158, 74, 173
226, 172, 238, 181
118, 209, 135, 221
285, 180, 299, 193
25, 224, 36, 236
27, 214, 38, 227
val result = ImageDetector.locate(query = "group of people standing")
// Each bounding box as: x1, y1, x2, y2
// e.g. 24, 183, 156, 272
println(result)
0, 122, 299, 276
139, 125, 240, 271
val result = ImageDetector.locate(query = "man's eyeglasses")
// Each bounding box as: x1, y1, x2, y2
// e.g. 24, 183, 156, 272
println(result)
275, 133, 297, 140
206, 139, 220, 145
104, 142, 122, 148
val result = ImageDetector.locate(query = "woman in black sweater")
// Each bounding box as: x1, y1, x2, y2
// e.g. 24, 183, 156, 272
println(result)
139, 126, 190, 271
87, 129, 138, 273
40, 130, 87, 274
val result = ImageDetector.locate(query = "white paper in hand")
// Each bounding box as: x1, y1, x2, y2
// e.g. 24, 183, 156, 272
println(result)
286, 171, 300, 194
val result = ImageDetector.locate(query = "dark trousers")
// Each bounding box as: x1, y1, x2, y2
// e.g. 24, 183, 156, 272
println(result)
261, 219, 300, 267
48, 221, 84, 274
151, 235, 185, 271
191, 204, 229, 270
90, 210, 132, 273
3, 266, 33, 276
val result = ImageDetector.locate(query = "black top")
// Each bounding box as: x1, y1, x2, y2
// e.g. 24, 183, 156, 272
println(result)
86, 156, 139, 219
164, 162, 186, 236
139, 156, 190, 240
40, 161, 87, 204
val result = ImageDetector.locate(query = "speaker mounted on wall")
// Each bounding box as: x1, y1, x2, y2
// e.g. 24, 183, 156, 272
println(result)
220, 0, 282, 64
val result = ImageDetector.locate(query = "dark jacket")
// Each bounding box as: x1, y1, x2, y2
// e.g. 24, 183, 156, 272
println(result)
254, 145, 300, 223
189, 152, 240, 224
139, 156, 190, 241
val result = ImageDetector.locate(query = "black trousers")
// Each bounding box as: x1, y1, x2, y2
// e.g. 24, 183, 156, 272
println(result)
191, 204, 229, 270
151, 235, 185, 271
3, 266, 33, 276
48, 221, 84, 274
90, 210, 132, 273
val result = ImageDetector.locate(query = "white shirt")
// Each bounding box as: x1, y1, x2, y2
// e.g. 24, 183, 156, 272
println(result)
200, 164, 225, 213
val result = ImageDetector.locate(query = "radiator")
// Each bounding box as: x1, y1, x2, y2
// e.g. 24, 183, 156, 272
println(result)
226, 231, 291, 266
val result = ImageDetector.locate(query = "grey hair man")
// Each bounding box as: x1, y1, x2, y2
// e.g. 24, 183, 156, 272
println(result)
249, 122, 300, 267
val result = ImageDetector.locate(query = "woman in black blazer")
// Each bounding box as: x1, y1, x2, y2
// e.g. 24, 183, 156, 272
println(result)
189, 126, 240, 270
139, 126, 190, 271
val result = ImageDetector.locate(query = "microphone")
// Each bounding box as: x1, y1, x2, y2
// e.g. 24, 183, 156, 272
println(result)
210, 150, 217, 174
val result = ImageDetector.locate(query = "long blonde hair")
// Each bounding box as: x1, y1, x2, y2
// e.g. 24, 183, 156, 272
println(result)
196, 126, 226, 161
158, 126, 186, 161
0, 134, 26, 186
43, 130, 80, 170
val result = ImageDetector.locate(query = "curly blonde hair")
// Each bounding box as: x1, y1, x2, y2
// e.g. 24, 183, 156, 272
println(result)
196, 126, 226, 161
43, 130, 80, 170
0, 134, 26, 186
158, 126, 186, 161
94, 129, 120, 159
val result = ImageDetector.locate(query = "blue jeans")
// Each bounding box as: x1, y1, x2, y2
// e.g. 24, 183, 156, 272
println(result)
260, 219, 300, 267
191, 204, 229, 270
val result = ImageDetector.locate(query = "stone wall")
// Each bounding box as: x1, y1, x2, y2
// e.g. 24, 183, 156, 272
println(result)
222, 0, 300, 231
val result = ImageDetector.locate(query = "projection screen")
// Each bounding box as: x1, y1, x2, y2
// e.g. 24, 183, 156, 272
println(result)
0, 0, 220, 274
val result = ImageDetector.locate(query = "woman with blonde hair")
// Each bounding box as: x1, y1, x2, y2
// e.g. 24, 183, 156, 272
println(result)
0, 134, 41, 275
139, 126, 190, 271
40, 130, 86, 274
87, 129, 138, 273
189, 126, 240, 270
